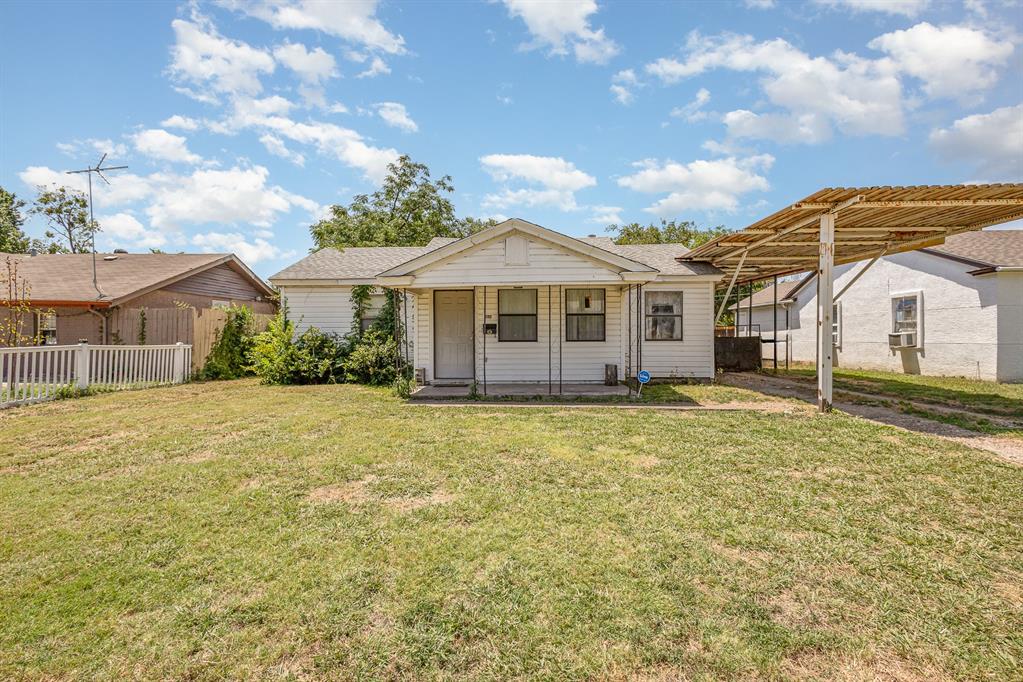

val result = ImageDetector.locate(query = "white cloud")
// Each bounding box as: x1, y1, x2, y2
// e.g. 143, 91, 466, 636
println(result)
670, 88, 711, 122
356, 55, 390, 78
55, 138, 128, 159
745, 0, 776, 7
191, 231, 293, 264
869, 23, 1013, 99
20, 164, 318, 233
169, 13, 275, 99
646, 31, 904, 142
161, 115, 201, 131
610, 69, 640, 105
589, 205, 623, 224
259, 133, 305, 166
617, 155, 774, 215
217, 97, 399, 182
375, 102, 418, 132
480, 153, 597, 211
221, 0, 407, 54
273, 41, 338, 83
812, 0, 930, 17
133, 129, 203, 164
929, 104, 1023, 179
723, 110, 832, 144
500, 0, 620, 64
98, 212, 168, 249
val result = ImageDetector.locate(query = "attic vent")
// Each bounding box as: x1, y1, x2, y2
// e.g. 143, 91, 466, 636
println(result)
103, 255, 118, 261
505, 235, 529, 266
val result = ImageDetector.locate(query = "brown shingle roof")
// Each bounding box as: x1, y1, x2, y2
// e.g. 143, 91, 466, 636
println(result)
2, 253, 268, 305
270, 245, 440, 281
577, 238, 721, 276
729, 277, 808, 310
923, 229, 1023, 268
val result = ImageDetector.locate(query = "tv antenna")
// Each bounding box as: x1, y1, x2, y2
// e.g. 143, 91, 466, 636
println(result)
66, 153, 128, 298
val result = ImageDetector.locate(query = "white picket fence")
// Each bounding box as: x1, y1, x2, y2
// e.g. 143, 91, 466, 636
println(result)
0, 342, 191, 408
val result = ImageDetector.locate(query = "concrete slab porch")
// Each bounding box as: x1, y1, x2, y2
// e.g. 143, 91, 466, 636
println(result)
410, 383, 630, 400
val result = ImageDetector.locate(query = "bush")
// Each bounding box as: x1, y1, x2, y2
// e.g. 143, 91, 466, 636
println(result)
342, 330, 399, 385
293, 328, 348, 384
248, 312, 300, 385
200, 305, 256, 380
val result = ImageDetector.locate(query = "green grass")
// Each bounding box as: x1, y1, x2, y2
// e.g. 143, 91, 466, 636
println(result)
2, 380, 1021, 680
780, 364, 1023, 417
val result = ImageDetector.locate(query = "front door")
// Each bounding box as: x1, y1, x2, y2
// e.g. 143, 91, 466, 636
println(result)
434, 290, 474, 379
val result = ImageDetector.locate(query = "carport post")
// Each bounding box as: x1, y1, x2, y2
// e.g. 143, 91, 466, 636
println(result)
817, 213, 835, 412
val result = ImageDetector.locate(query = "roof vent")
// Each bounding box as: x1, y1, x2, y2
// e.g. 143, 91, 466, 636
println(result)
113, 248, 128, 254
103, 255, 118, 261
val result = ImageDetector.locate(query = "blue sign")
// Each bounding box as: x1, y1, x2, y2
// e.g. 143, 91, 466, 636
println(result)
637, 370, 651, 384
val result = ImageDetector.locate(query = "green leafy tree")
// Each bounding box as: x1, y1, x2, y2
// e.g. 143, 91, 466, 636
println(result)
310, 155, 494, 249
0, 188, 31, 253
32, 186, 100, 254
607, 219, 731, 249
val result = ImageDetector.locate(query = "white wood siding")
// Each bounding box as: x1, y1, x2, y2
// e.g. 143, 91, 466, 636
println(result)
281, 286, 356, 336
632, 282, 716, 379
411, 236, 624, 286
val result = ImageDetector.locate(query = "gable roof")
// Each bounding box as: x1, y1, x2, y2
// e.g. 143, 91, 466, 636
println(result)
728, 276, 809, 310
4, 252, 273, 307
379, 219, 658, 277
577, 237, 723, 276
922, 229, 1023, 270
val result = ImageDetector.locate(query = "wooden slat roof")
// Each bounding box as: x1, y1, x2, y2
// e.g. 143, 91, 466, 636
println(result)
681, 184, 1023, 285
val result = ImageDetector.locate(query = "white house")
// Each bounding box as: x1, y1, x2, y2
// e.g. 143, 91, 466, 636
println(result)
269, 219, 724, 384
734, 230, 1023, 382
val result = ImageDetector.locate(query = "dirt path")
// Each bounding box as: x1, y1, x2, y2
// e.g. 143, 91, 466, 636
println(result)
718, 373, 1023, 464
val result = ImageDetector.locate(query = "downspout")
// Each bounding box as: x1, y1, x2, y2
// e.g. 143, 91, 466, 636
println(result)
87, 306, 109, 344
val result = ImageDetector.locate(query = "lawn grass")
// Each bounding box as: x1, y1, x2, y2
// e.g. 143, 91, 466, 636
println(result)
780, 364, 1023, 417
2, 380, 1021, 680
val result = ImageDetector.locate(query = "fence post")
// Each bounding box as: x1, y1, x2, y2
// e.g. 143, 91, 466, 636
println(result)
76, 342, 90, 389
173, 342, 186, 383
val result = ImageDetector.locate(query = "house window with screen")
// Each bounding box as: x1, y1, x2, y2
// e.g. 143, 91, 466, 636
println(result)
645, 291, 683, 341
891, 294, 919, 347
37, 311, 57, 345
832, 302, 841, 348
499, 289, 537, 341
565, 288, 605, 341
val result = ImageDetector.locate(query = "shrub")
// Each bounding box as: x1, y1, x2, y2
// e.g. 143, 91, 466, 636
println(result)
293, 328, 348, 384
200, 305, 256, 380
248, 311, 300, 385
342, 330, 399, 385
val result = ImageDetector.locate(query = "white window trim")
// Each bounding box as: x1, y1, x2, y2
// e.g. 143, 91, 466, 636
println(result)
890, 289, 924, 350
832, 301, 842, 350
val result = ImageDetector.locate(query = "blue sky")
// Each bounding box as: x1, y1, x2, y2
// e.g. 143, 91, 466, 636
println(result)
2, 0, 1021, 277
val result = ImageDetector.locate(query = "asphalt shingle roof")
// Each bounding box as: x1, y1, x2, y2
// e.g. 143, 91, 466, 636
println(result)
4, 253, 236, 304
924, 230, 1023, 268
272, 235, 721, 281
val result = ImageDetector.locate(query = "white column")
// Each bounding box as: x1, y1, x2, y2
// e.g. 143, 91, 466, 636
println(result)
75, 342, 90, 390
817, 213, 835, 412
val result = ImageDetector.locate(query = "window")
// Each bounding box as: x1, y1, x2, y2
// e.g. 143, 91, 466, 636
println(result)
565, 289, 605, 342
891, 293, 921, 348
645, 291, 683, 341
498, 289, 537, 341
212, 300, 230, 309
36, 311, 57, 345
832, 302, 841, 348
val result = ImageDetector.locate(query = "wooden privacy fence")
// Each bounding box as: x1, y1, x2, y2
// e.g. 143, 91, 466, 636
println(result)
0, 343, 191, 408
111, 307, 273, 371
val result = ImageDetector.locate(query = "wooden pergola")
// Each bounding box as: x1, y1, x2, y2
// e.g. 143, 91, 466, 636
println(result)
681, 184, 1023, 412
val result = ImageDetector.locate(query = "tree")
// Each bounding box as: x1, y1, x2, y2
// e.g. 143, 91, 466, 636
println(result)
606, 219, 731, 249
310, 155, 494, 250
0, 188, 30, 253
32, 186, 100, 254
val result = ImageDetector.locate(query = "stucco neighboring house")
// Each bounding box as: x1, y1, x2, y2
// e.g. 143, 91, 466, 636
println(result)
2, 252, 276, 346
270, 219, 724, 384
733, 230, 1023, 382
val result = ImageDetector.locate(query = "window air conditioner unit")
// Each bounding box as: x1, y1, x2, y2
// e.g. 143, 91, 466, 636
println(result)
888, 332, 915, 349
